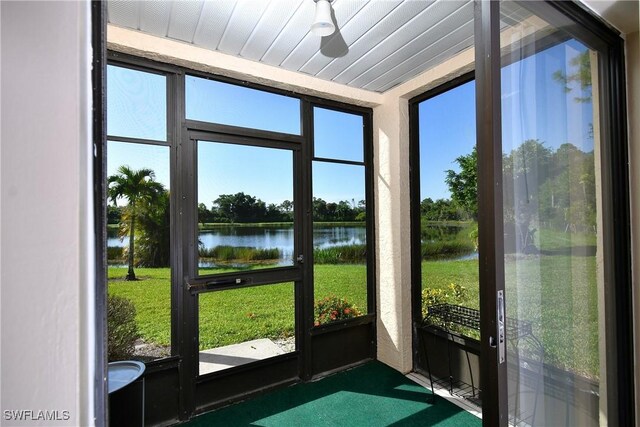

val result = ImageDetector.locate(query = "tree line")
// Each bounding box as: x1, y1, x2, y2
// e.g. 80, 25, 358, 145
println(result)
424, 140, 596, 250
197, 193, 366, 223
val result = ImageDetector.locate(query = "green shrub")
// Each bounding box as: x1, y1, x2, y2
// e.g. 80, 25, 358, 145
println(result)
107, 246, 124, 262
107, 294, 140, 361
420, 240, 475, 259
314, 295, 362, 326
199, 246, 280, 262
421, 283, 468, 318
422, 284, 479, 338
313, 245, 366, 264
468, 224, 479, 250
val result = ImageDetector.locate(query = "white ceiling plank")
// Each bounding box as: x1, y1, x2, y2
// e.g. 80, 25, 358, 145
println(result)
279, 0, 370, 71
292, 0, 400, 74
240, 0, 304, 61
218, 0, 272, 55
332, 1, 467, 85
108, 0, 494, 93
167, 0, 205, 43
139, 1, 173, 37
192, 0, 237, 51
377, 33, 474, 92
365, 16, 474, 92
351, 0, 474, 90
260, 0, 316, 66
319, 0, 441, 83
107, 0, 140, 29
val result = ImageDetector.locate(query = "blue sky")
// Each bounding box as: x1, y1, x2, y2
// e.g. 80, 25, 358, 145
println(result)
197, 141, 293, 206
419, 39, 593, 200
186, 76, 301, 135
108, 39, 592, 206
107, 67, 365, 206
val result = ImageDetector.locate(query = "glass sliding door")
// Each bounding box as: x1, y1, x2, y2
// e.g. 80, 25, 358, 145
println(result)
495, 2, 625, 425
473, 1, 630, 425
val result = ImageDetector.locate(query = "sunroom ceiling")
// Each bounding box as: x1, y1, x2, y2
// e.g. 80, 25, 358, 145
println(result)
107, 0, 534, 93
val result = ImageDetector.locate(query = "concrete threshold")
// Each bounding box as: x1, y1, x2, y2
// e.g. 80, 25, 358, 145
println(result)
199, 338, 286, 375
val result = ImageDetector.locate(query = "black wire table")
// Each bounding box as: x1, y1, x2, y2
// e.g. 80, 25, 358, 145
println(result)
420, 303, 544, 425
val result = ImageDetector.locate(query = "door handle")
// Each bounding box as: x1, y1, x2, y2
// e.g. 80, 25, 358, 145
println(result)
497, 290, 505, 364
207, 278, 246, 286
187, 277, 250, 293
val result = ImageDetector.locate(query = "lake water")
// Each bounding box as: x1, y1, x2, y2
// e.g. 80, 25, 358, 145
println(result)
108, 223, 477, 264
108, 224, 366, 266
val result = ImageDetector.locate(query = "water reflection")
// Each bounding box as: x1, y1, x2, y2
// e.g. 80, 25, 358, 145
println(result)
109, 224, 367, 267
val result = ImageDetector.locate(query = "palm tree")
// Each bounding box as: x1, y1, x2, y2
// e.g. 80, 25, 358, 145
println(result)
108, 166, 164, 280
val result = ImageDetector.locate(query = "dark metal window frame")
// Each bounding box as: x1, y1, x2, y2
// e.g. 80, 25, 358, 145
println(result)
187, 132, 303, 282
409, 1, 633, 426
309, 103, 375, 316
92, 1, 106, 425
104, 50, 375, 421
408, 70, 475, 370
106, 55, 181, 362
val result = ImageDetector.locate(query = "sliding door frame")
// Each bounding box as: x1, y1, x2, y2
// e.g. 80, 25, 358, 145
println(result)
474, 1, 508, 425
475, 0, 633, 425
409, 1, 633, 426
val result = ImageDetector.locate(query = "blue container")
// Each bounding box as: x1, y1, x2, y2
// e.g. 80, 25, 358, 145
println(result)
108, 361, 145, 426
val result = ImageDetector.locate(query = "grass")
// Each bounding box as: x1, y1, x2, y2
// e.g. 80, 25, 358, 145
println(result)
198, 283, 296, 349
536, 228, 597, 250
504, 254, 599, 378
108, 267, 172, 346
108, 264, 367, 350
109, 224, 601, 378
314, 264, 367, 311
421, 253, 600, 378
314, 245, 366, 264
421, 260, 480, 309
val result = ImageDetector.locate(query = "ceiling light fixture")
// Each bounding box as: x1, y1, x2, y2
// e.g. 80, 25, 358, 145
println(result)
311, 0, 335, 37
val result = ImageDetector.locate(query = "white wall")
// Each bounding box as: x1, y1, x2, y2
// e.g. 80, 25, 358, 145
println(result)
0, 2, 94, 426
373, 95, 413, 373
626, 28, 640, 427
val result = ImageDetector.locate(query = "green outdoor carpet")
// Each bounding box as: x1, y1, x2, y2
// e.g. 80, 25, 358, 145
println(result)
180, 361, 480, 426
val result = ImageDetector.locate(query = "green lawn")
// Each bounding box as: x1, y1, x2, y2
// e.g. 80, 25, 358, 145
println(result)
109, 267, 172, 346
422, 254, 599, 378
110, 246, 600, 378
109, 264, 367, 350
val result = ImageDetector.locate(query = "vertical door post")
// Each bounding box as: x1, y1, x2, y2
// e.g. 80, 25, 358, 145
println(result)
474, 1, 508, 425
